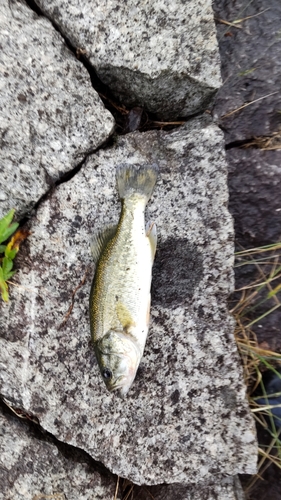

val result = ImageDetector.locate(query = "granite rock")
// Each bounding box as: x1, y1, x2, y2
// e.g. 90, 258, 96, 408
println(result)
0, 406, 118, 500
34, 0, 221, 119
213, 0, 281, 143
0, 0, 114, 218
0, 115, 257, 484
0, 400, 246, 500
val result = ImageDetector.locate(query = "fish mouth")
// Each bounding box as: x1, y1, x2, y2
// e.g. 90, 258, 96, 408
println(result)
109, 378, 124, 391
109, 376, 131, 396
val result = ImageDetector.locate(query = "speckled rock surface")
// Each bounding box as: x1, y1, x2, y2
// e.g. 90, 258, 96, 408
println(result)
213, 0, 281, 143
34, 0, 221, 119
0, 401, 245, 500
0, 115, 257, 484
0, 406, 118, 500
0, 0, 114, 219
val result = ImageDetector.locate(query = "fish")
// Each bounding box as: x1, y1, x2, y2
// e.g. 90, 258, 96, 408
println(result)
89, 164, 158, 396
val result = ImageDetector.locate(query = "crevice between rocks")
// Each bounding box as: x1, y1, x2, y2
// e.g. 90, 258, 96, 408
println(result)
1, 397, 246, 500
15, 0, 214, 225
225, 137, 260, 150
225, 133, 281, 151
22, 0, 244, 146
23, 0, 127, 128
0, 396, 117, 483
17, 133, 115, 228
12, 0, 263, 234
23, 0, 207, 135
1, 396, 187, 499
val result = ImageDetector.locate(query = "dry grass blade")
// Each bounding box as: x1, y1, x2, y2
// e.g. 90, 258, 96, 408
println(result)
215, 18, 243, 29
119, 479, 135, 500
235, 243, 281, 256
217, 0, 269, 40
232, 242, 281, 496
235, 272, 281, 291
114, 476, 120, 500
123, 485, 134, 500
221, 92, 278, 119
151, 120, 186, 126
216, 7, 270, 28
98, 92, 129, 115
2, 397, 39, 423
143, 487, 156, 500
232, 8, 271, 23
242, 129, 281, 150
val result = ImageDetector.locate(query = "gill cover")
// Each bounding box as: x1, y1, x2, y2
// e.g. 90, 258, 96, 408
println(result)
95, 331, 141, 396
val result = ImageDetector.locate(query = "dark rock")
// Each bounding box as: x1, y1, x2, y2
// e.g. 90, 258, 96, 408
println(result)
213, 0, 281, 143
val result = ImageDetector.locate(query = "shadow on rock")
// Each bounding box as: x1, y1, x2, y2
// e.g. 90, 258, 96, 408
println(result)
151, 238, 203, 308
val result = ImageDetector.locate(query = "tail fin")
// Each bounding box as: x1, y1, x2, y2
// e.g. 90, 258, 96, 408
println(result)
116, 164, 158, 202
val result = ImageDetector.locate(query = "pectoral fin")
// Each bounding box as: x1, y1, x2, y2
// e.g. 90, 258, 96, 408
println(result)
146, 221, 157, 260
90, 225, 118, 264
116, 301, 136, 331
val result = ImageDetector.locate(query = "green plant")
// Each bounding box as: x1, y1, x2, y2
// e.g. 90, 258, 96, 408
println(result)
0, 209, 19, 302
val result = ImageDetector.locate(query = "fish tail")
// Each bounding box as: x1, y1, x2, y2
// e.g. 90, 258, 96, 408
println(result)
116, 164, 158, 202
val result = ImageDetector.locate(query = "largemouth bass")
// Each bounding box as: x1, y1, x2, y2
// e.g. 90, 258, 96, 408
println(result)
89, 164, 158, 396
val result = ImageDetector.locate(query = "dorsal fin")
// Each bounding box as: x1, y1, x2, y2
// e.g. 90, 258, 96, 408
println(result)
90, 225, 118, 264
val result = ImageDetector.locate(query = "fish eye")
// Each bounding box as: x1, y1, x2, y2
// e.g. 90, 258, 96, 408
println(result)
102, 368, 112, 380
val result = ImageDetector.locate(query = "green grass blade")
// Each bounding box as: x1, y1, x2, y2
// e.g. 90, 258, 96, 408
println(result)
245, 304, 281, 328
